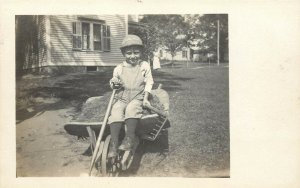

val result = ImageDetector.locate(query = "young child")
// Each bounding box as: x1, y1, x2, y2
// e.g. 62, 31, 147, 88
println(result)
152, 50, 161, 70
107, 35, 154, 158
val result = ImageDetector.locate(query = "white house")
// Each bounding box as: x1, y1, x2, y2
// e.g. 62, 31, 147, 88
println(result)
16, 15, 129, 73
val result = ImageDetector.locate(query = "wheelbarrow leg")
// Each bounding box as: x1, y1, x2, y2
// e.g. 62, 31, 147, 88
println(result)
86, 126, 97, 153
87, 126, 105, 175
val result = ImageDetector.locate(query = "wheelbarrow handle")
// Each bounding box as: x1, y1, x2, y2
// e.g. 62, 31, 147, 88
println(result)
89, 89, 116, 176
144, 103, 168, 117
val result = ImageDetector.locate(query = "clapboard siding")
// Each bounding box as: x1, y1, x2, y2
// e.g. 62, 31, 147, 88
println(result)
49, 15, 126, 66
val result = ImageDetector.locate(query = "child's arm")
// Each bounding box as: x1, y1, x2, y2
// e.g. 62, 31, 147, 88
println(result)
110, 65, 123, 89
143, 62, 154, 93
143, 91, 151, 107
142, 62, 154, 106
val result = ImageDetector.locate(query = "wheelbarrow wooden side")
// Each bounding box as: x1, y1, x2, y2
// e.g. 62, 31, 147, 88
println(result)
64, 113, 170, 152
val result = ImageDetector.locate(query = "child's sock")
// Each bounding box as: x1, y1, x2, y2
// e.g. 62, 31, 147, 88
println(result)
109, 122, 122, 143
125, 118, 138, 139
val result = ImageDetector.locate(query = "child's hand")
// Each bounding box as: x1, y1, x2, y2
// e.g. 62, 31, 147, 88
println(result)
142, 99, 151, 107
164, 110, 169, 117
109, 78, 123, 89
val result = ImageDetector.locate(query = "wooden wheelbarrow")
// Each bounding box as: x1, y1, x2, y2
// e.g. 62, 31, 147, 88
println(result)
64, 85, 170, 176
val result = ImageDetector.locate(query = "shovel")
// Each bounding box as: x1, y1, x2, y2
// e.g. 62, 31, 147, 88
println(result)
89, 89, 116, 176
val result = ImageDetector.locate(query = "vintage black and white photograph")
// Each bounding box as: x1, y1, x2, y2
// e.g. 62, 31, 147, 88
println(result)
15, 14, 229, 177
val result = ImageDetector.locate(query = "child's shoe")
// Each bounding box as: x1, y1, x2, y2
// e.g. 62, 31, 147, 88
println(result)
118, 137, 134, 151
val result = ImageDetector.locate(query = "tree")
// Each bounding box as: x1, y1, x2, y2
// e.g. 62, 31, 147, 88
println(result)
16, 15, 40, 77
139, 15, 188, 62
187, 14, 228, 62
130, 14, 228, 63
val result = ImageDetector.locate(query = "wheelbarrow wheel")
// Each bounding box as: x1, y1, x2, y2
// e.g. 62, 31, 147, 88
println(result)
101, 135, 119, 176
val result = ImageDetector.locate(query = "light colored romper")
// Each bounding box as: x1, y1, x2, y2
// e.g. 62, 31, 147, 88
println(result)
108, 61, 153, 124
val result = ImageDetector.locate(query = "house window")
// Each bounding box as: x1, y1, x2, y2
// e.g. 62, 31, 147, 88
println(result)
93, 24, 102, 51
72, 21, 111, 51
86, 66, 97, 71
82, 22, 90, 50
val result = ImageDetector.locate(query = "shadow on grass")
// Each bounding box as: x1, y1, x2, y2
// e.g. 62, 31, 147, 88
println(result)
119, 136, 170, 176
152, 70, 193, 92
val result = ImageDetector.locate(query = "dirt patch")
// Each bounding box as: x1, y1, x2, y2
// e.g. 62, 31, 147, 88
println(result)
16, 108, 91, 176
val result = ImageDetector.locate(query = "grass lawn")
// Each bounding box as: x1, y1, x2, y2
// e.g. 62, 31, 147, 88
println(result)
138, 62, 229, 177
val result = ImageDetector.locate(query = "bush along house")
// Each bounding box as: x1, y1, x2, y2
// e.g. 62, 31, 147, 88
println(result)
16, 15, 128, 74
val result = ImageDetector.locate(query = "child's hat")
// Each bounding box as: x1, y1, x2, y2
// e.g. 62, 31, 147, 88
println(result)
120, 35, 143, 49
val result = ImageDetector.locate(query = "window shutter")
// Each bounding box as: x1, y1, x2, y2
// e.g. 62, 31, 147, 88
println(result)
103, 25, 111, 51
72, 22, 82, 49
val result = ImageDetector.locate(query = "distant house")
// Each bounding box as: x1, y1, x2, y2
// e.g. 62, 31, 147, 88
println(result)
156, 34, 190, 62
158, 37, 228, 63
157, 37, 208, 62
188, 38, 210, 62
16, 15, 128, 73
158, 46, 190, 61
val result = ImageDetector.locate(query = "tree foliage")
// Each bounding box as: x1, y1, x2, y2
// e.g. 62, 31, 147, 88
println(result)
187, 14, 228, 61
130, 14, 228, 62
130, 15, 188, 61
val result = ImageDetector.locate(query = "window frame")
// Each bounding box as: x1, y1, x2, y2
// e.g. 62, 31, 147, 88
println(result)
72, 21, 111, 52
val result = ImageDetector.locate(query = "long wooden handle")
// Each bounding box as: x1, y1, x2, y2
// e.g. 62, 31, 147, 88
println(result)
89, 89, 116, 176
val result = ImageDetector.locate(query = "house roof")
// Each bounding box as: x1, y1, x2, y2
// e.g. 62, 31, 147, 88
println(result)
77, 15, 105, 23
128, 21, 149, 29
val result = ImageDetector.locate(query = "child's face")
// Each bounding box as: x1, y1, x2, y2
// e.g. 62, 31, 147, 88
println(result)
124, 46, 142, 65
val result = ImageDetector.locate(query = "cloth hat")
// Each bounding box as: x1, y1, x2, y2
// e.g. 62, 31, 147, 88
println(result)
120, 35, 143, 49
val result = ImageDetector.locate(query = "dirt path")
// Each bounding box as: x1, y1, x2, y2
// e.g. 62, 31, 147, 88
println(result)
16, 63, 229, 177
16, 108, 91, 176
